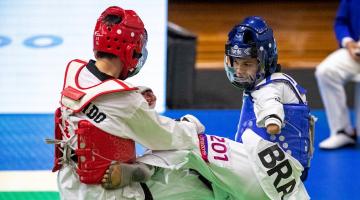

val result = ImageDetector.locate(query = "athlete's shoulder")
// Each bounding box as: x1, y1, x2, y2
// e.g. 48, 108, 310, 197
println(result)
120, 80, 137, 90
66, 59, 88, 67
256, 73, 298, 87
270, 73, 297, 83
63, 59, 88, 76
69, 59, 88, 64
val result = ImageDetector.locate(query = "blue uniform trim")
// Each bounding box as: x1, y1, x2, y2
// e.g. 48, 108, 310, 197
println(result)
266, 75, 271, 83
282, 73, 295, 84
296, 85, 307, 95
254, 78, 305, 105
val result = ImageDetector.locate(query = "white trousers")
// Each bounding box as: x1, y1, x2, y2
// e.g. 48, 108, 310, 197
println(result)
315, 48, 360, 136
139, 130, 309, 200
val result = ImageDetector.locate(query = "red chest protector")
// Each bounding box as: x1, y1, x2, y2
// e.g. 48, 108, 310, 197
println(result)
52, 59, 138, 184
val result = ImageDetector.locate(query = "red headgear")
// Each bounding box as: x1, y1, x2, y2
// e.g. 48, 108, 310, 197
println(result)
93, 6, 146, 80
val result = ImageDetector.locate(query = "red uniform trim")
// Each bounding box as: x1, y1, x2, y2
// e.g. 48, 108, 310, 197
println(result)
198, 134, 209, 163
60, 59, 138, 113
62, 86, 86, 101
62, 59, 87, 90
61, 88, 138, 113
73, 63, 134, 90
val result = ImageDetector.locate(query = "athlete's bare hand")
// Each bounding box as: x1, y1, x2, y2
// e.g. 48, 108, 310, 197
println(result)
266, 123, 280, 135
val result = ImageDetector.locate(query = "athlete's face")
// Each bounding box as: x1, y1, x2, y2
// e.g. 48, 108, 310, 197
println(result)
232, 57, 258, 80
141, 90, 157, 109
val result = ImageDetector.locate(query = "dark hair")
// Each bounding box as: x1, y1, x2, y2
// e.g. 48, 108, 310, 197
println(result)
242, 30, 254, 45
103, 14, 122, 25
95, 51, 117, 59
275, 64, 281, 72
242, 30, 257, 58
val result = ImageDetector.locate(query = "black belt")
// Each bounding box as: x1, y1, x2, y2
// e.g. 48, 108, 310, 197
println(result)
190, 169, 213, 191
140, 182, 153, 200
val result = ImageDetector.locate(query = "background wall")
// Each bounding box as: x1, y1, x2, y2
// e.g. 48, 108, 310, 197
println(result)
0, 0, 167, 113
167, 0, 358, 110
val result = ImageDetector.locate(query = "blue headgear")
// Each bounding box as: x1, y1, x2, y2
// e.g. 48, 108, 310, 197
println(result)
224, 16, 278, 90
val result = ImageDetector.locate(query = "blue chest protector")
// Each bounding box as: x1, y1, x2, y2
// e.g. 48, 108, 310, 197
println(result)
235, 75, 313, 181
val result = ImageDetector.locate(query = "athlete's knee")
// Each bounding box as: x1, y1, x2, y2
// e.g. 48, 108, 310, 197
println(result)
315, 62, 342, 84
315, 63, 330, 80
315, 52, 345, 81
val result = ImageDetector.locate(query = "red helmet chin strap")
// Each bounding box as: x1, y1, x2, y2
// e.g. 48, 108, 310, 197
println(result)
119, 63, 134, 80
93, 6, 146, 80
119, 44, 137, 79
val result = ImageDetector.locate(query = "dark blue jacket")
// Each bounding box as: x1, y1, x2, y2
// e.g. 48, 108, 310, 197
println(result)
334, 0, 360, 46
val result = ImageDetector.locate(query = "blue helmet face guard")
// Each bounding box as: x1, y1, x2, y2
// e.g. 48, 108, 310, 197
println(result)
224, 16, 278, 91
224, 54, 258, 90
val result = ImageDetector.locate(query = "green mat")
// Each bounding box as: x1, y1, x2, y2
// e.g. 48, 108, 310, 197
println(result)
0, 192, 59, 200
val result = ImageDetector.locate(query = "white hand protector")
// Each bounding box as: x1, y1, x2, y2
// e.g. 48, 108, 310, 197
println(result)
180, 114, 205, 134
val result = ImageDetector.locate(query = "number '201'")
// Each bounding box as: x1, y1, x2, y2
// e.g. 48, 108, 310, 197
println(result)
210, 135, 229, 161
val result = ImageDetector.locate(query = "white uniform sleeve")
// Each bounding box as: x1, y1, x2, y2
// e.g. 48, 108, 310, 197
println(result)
341, 37, 354, 48
92, 91, 198, 151
252, 84, 285, 128
252, 80, 305, 128
264, 117, 282, 128
123, 107, 198, 150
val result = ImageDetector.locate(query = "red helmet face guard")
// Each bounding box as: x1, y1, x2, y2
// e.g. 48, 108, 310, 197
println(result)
93, 6, 146, 79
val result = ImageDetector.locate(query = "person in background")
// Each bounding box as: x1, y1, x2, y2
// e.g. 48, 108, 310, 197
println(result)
316, 0, 360, 149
